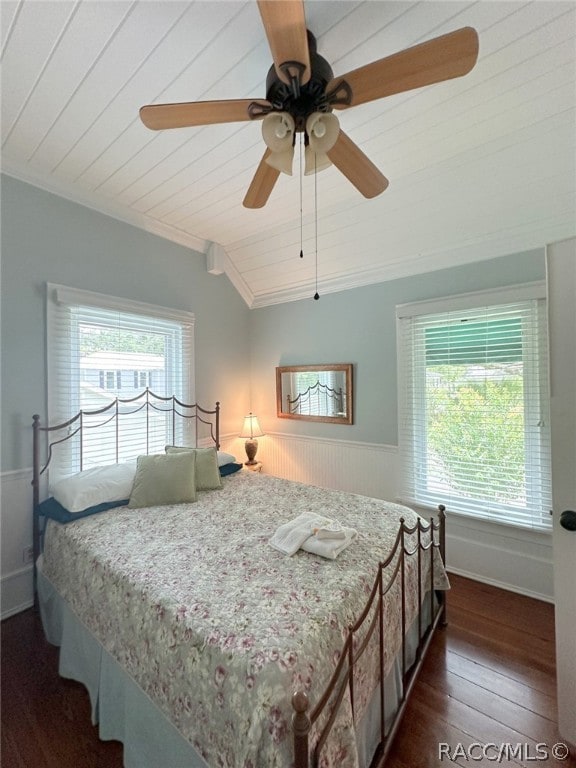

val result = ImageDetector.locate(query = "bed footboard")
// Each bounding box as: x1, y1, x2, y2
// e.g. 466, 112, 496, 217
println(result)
291, 505, 447, 768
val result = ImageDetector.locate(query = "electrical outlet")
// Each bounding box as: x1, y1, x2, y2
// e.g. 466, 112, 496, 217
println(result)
22, 546, 34, 564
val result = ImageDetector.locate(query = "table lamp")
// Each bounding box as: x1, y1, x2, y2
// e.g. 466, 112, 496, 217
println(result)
239, 413, 264, 465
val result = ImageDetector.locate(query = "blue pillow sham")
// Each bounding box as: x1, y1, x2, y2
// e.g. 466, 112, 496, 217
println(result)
220, 462, 243, 476
36, 496, 129, 524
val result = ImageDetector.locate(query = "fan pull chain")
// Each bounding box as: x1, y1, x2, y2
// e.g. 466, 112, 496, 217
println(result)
313, 154, 320, 300
299, 133, 303, 259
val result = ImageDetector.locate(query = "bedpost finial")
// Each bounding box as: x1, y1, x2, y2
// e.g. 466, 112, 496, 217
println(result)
292, 691, 311, 741
292, 690, 309, 714
292, 691, 311, 767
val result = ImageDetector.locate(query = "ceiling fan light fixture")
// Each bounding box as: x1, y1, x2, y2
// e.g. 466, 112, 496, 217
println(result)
304, 145, 332, 175
262, 112, 295, 153
306, 112, 339, 152
265, 147, 295, 175
139, 7, 479, 209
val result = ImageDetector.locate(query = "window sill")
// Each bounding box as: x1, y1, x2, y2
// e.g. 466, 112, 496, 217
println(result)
397, 498, 553, 540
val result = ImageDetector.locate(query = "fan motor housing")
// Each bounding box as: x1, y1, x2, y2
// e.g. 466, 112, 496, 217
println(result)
265, 31, 334, 129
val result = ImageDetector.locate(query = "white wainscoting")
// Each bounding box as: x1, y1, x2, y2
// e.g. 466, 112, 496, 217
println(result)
1, 468, 34, 619
255, 433, 554, 603
259, 432, 399, 500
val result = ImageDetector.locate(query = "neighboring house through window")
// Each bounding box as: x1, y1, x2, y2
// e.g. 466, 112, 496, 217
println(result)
396, 283, 551, 531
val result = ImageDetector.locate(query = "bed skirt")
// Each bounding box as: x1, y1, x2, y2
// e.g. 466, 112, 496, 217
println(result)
37, 556, 433, 768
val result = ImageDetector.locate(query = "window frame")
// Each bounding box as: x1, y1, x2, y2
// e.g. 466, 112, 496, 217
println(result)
396, 282, 551, 532
46, 283, 195, 474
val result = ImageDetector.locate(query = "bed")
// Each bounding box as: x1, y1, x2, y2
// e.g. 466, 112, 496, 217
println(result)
32, 390, 448, 768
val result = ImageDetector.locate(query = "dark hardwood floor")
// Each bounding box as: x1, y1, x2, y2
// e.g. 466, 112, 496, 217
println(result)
1, 574, 574, 768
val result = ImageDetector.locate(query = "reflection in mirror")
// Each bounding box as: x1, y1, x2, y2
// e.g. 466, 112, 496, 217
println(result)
276, 364, 353, 424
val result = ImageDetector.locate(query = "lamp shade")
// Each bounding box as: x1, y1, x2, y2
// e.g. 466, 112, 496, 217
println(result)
304, 112, 339, 176
262, 112, 295, 176
307, 112, 339, 152
304, 144, 332, 175
265, 147, 294, 175
262, 112, 295, 153
239, 413, 264, 439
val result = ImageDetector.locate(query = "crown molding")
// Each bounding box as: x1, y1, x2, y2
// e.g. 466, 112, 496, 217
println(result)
218, 248, 255, 308
248, 227, 564, 309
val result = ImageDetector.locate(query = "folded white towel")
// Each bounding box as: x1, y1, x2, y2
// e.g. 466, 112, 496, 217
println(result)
269, 512, 338, 556
301, 527, 357, 560
312, 522, 346, 540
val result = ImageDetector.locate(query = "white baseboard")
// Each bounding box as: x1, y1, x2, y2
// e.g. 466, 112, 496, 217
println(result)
1, 566, 34, 619
1, 468, 34, 619
446, 566, 554, 604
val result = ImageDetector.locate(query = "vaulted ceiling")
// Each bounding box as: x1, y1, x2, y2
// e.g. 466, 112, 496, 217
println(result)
2, 1, 575, 307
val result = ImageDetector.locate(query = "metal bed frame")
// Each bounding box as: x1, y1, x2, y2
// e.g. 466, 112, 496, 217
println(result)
32, 389, 220, 569
292, 507, 446, 767
31, 389, 446, 768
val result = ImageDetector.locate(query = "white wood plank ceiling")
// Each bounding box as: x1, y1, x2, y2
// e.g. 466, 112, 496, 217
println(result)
2, 1, 575, 307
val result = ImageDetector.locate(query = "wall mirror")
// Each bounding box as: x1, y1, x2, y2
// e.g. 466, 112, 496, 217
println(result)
276, 364, 353, 424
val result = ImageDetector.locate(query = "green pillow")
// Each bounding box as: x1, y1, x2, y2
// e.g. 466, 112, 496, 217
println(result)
128, 452, 197, 509
165, 446, 222, 490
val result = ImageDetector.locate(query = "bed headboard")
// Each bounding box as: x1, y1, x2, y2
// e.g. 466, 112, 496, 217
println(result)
32, 389, 220, 510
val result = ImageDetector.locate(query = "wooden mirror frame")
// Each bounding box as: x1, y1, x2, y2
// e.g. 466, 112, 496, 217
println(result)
276, 364, 353, 424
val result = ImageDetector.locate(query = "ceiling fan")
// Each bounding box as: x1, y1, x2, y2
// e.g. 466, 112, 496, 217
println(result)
139, 0, 479, 209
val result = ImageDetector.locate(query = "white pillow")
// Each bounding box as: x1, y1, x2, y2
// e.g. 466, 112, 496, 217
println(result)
50, 462, 137, 513
217, 451, 236, 467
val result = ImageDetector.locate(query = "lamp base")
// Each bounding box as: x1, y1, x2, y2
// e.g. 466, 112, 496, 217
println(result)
244, 438, 259, 465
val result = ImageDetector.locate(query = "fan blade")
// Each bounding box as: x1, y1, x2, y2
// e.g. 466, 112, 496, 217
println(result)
327, 131, 388, 199
243, 149, 281, 208
329, 27, 479, 109
140, 99, 270, 130
257, 0, 310, 85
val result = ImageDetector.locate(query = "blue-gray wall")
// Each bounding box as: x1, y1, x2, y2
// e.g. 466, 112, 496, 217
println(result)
1, 172, 547, 470
1, 174, 251, 471
249, 250, 546, 444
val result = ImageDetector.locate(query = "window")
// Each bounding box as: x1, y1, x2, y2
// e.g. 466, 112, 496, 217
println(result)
134, 371, 151, 389
100, 371, 121, 390
396, 284, 551, 531
47, 284, 195, 475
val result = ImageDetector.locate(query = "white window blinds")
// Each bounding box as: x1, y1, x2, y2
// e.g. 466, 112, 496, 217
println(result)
47, 284, 195, 476
397, 286, 551, 531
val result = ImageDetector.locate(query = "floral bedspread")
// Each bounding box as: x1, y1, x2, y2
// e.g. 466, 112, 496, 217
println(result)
42, 471, 449, 768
